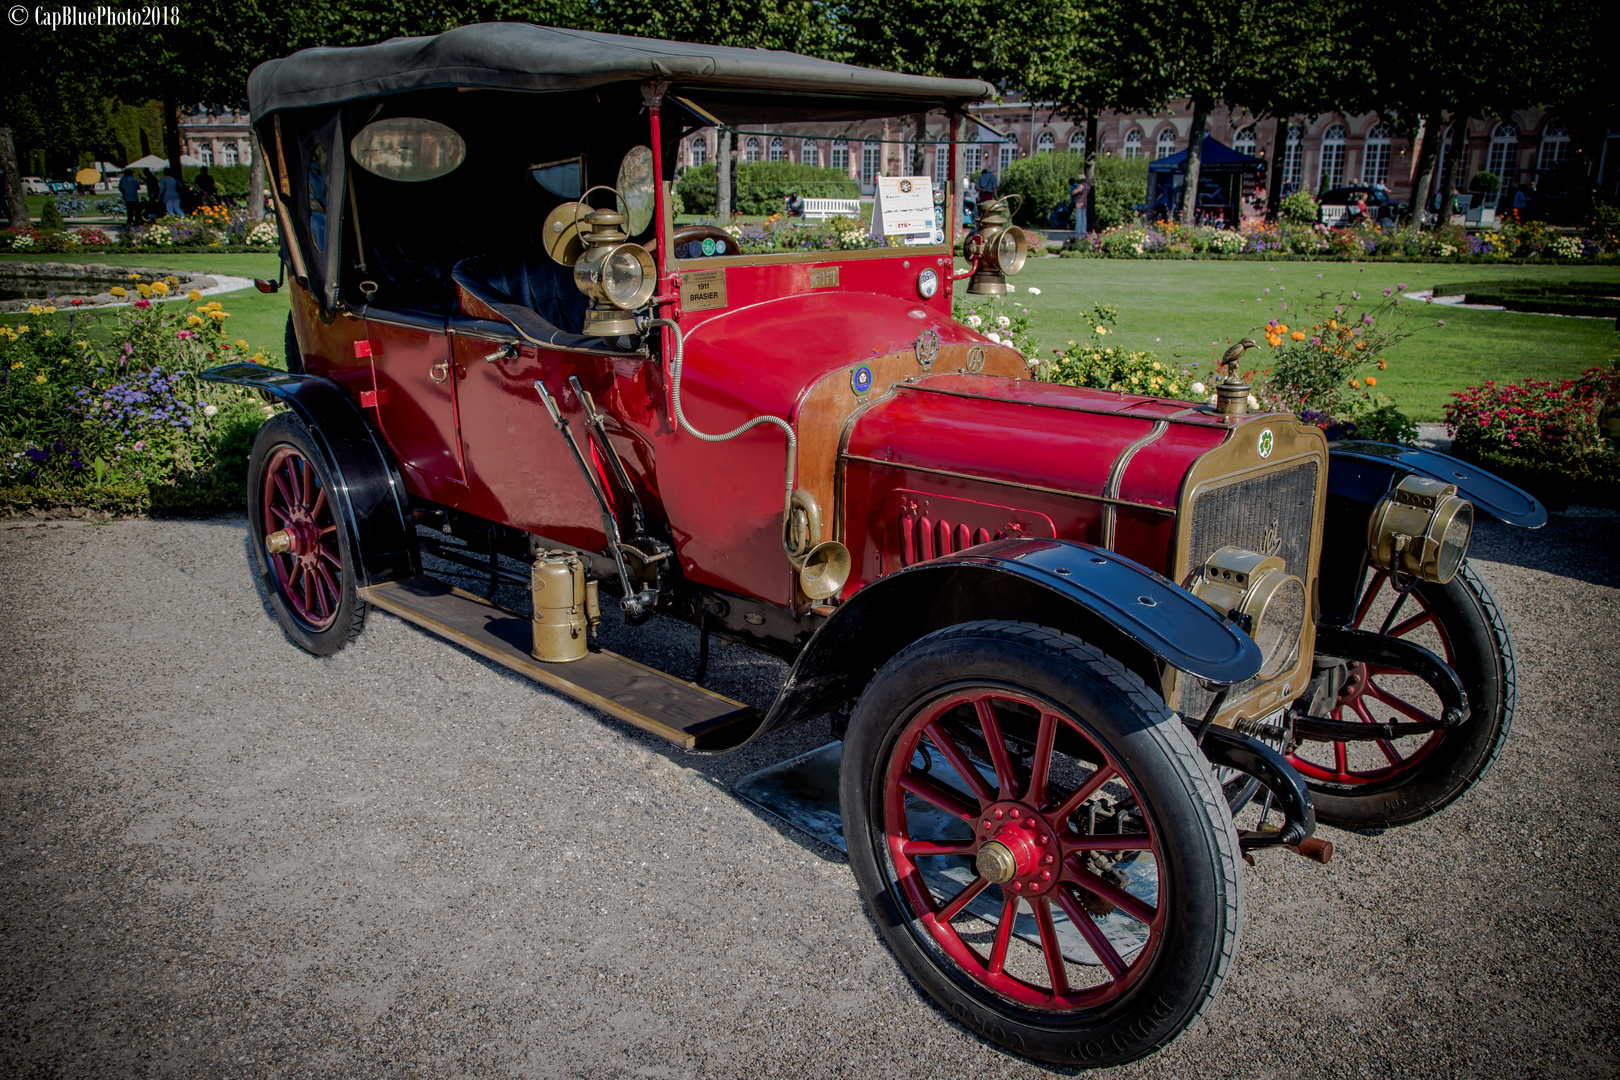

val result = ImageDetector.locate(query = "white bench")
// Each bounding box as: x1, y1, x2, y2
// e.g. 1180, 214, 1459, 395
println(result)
802, 198, 862, 221
1319, 204, 1351, 227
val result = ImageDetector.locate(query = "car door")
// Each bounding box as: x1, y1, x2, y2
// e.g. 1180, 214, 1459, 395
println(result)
364, 310, 467, 497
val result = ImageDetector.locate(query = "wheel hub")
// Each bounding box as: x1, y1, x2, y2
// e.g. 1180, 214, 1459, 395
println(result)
1337, 660, 1370, 702
974, 801, 1059, 896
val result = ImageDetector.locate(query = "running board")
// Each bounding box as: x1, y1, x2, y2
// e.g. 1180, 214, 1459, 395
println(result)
360, 577, 761, 751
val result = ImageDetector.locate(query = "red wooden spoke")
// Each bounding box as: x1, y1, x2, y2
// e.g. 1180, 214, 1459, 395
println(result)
1366, 683, 1440, 725
310, 484, 327, 522
272, 470, 296, 513
1353, 571, 1387, 626
1055, 884, 1127, 978
973, 696, 1020, 799
986, 897, 1018, 976
901, 838, 976, 857
270, 503, 292, 525
1333, 739, 1350, 777
1025, 710, 1058, 807
1067, 862, 1156, 926
1386, 610, 1435, 639
923, 720, 996, 806
898, 770, 979, 822
1033, 898, 1070, 995
937, 876, 990, 922
1052, 763, 1117, 826
314, 564, 340, 617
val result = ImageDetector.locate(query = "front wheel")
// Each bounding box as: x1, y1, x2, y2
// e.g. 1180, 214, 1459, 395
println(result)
841, 621, 1242, 1068
247, 414, 365, 655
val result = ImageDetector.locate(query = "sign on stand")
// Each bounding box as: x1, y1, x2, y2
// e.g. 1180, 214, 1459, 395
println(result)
870, 176, 944, 246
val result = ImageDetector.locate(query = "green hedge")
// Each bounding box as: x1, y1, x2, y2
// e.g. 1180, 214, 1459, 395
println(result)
997, 153, 1148, 231
1428, 279, 1620, 321
180, 164, 254, 196
1450, 445, 1620, 511
675, 161, 859, 216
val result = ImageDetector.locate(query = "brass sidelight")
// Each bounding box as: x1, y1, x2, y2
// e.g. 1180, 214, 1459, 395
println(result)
530, 551, 591, 663
963, 198, 1027, 296
1192, 546, 1307, 680
1367, 475, 1473, 584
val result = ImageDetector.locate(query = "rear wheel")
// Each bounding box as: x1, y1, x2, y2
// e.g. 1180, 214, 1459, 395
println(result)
841, 621, 1242, 1067
1289, 560, 1513, 828
247, 414, 364, 655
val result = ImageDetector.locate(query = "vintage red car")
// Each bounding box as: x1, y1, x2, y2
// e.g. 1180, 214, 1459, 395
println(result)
207, 24, 1545, 1067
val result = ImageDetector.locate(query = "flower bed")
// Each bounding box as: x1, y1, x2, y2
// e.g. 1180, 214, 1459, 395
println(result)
0, 293, 277, 514
1, 208, 280, 255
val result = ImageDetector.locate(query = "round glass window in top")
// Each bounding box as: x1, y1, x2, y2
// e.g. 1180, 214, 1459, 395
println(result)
349, 119, 466, 182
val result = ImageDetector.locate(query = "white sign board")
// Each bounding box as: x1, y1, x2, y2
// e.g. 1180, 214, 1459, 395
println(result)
870, 176, 937, 244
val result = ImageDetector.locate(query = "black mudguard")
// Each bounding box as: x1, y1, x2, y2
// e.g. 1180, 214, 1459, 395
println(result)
201, 363, 419, 587
1319, 440, 1547, 625
736, 537, 1264, 748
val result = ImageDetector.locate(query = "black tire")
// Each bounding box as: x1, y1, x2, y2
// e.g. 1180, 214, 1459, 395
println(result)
247, 413, 365, 655
1291, 560, 1514, 829
283, 312, 304, 374
840, 621, 1242, 1068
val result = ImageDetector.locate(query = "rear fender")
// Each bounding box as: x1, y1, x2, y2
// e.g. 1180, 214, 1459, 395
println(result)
202, 363, 419, 587
744, 537, 1262, 746
1319, 441, 1546, 625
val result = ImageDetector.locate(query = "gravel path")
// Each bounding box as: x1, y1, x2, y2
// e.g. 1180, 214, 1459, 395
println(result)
2, 510, 1616, 1078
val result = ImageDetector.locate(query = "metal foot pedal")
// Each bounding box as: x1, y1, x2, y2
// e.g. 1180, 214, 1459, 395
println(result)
361, 577, 760, 750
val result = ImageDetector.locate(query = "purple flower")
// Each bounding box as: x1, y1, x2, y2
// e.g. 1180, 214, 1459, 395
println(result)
1438, 320, 1446, 326
25, 448, 49, 463
1263, 287, 1271, 294
1396, 283, 1407, 291
1382, 288, 1392, 296
1310, 336, 1322, 346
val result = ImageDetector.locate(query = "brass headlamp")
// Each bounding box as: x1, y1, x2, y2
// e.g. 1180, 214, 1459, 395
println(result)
963, 198, 1027, 296
1192, 546, 1307, 680
572, 206, 657, 337
1367, 475, 1473, 584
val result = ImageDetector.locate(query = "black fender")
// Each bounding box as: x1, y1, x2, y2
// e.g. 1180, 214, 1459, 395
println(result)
1319, 440, 1546, 625
733, 537, 1262, 748
201, 363, 419, 587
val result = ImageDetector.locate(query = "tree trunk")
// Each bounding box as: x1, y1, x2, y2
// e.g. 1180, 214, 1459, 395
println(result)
715, 128, 732, 224
1265, 116, 1289, 219
162, 92, 184, 174
1084, 112, 1098, 228
247, 124, 267, 220
0, 126, 29, 228
912, 112, 928, 175
1406, 109, 1443, 228
1178, 98, 1209, 225
1442, 113, 1469, 214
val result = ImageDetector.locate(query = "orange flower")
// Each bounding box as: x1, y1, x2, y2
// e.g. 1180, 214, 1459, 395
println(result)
1366, 377, 1377, 386
1377, 358, 1388, 370
1290, 330, 1306, 341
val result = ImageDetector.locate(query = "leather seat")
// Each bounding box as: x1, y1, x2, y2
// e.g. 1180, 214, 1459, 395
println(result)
370, 235, 470, 315
452, 251, 587, 336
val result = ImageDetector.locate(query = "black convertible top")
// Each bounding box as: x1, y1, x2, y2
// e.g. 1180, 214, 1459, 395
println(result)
248, 23, 995, 119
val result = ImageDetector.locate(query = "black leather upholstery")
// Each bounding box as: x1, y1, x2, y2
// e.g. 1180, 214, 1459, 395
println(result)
370, 235, 469, 315
453, 251, 587, 335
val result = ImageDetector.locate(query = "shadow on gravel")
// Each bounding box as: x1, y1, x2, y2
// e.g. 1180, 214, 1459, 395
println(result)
1469, 507, 1619, 589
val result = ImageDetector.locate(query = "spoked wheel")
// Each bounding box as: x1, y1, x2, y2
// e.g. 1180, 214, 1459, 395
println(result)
1289, 559, 1514, 829
247, 414, 365, 655
842, 622, 1241, 1068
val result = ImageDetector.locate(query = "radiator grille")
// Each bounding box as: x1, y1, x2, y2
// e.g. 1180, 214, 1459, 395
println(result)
1179, 460, 1319, 716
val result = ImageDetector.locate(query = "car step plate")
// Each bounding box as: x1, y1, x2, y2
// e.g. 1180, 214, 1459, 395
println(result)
361, 577, 761, 751
736, 742, 1157, 967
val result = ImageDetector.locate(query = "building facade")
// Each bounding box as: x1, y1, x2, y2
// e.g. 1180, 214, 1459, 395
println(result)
177, 109, 253, 169
676, 99, 1609, 214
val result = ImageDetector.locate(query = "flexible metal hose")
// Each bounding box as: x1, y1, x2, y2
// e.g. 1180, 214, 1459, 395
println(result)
641, 316, 796, 519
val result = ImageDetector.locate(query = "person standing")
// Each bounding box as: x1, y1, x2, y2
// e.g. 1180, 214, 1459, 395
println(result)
117, 170, 142, 227
159, 168, 182, 218
974, 165, 998, 223
1070, 175, 1090, 233
194, 166, 218, 205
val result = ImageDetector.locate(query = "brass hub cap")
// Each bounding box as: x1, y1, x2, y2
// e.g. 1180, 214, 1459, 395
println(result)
974, 801, 1060, 896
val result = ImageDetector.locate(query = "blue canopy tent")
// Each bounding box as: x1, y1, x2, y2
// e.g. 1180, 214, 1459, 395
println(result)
1145, 136, 1264, 225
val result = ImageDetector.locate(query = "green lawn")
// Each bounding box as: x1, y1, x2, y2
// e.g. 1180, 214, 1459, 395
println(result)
1003, 259, 1620, 420
5, 252, 1615, 421
1, 252, 287, 358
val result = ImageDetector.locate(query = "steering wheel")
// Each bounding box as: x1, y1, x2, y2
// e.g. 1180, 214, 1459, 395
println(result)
672, 224, 737, 259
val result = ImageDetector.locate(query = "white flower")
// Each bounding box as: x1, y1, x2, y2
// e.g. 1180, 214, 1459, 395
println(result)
1026, 287, 1042, 295
965, 314, 982, 328
1190, 381, 1207, 395
987, 332, 1002, 343
1004, 285, 1016, 292
1247, 394, 1260, 408
996, 316, 1011, 329
202, 404, 218, 417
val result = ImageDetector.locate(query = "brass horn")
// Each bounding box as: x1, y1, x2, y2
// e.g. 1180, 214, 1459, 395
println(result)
783, 490, 851, 600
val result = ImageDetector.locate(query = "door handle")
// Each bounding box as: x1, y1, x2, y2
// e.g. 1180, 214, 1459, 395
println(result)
429, 361, 449, 384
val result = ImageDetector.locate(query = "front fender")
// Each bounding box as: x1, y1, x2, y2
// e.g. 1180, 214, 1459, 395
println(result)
202, 363, 419, 587
1318, 440, 1546, 625
741, 537, 1261, 747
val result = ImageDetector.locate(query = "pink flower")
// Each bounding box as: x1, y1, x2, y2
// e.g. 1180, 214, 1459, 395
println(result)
134, 299, 151, 309
1263, 287, 1271, 294
1438, 320, 1446, 326
1396, 283, 1407, 291
1382, 288, 1392, 296
177, 330, 196, 340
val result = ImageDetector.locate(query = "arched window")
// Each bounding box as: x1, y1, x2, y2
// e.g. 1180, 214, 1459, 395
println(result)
1318, 123, 1346, 189
1068, 129, 1086, 155
1036, 130, 1055, 154
1283, 123, 1304, 189
801, 139, 818, 167
769, 136, 785, 163
1123, 128, 1143, 161
221, 142, 239, 167
1363, 122, 1392, 185
1486, 121, 1518, 203
1232, 126, 1256, 157
744, 136, 762, 163
690, 135, 708, 167
1538, 119, 1570, 172
1155, 129, 1177, 159
198, 144, 213, 167
830, 137, 849, 172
